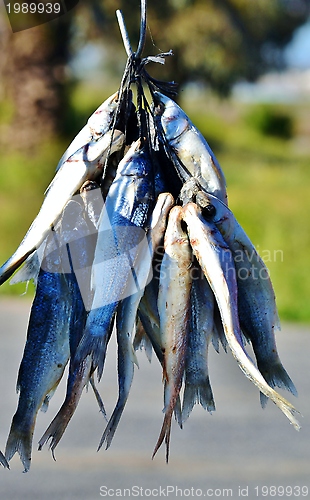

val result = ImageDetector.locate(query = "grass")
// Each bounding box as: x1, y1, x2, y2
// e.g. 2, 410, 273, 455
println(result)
1, 83, 310, 322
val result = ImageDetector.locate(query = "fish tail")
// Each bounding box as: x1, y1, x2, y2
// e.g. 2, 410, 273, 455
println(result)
38, 407, 71, 457
97, 402, 125, 451
5, 419, 33, 472
163, 383, 182, 429
39, 357, 93, 455
74, 333, 108, 381
259, 360, 298, 409
0, 451, 9, 469
182, 380, 215, 422
274, 395, 301, 431
152, 409, 173, 463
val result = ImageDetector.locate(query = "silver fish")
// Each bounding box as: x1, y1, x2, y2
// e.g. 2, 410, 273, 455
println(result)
97, 298, 139, 451
75, 139, 154, 380
182, 202, 300, 431
196, 192, 297, 406
182, 272, 216, 421
5, 227, 71, 472
0, 128, 124, 286
154, 91, 227, 205
153, 206, 192, 462
98, 192, 174, 450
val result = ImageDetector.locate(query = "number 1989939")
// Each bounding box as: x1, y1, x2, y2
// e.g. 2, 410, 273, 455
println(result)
6, 2, 61, 14
255, 486, 309, 497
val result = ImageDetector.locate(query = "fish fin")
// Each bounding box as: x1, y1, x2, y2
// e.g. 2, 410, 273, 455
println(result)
133, 334, 153, 363
129, 343, 139, 368
0, 451, 9, 469
211, 332, 220, 353
259, 361, 298, 408
5, 419, 33, 472
74, 333, 109, 381
213, 307, 227, 352
89, 376, 107, 420
9, 251, 41, 286
97, 400, 126, 451
173, 396, 183, 429
142, 333, 153, 363
152, 410, 173, 463
41, 376, 64, 413
132, 319, 152, 363
133, 322, 153, 363
40, 396, 50, 413
0, 249, 34, 287
182, 380, 216, 422
260, 392, 269, 409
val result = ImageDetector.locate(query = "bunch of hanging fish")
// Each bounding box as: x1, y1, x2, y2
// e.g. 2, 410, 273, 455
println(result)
0, 51, 300, 473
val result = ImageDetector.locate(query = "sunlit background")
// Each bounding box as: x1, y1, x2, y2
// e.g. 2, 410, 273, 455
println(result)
1, 0, 310, 320
0, 1, 310, 496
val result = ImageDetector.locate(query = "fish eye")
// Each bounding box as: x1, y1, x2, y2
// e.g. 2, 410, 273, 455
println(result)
202, 204, 216, 219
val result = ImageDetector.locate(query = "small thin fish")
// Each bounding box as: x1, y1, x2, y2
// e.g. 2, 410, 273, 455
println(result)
182, 202, 300, 431
75, 139, 154, 380
153, 206, 192, 462
5, 227, 71, 472
182, 272, 216, 421
98, 192, 174, 450
196, 191, 297, 406
154, 91, 227, 205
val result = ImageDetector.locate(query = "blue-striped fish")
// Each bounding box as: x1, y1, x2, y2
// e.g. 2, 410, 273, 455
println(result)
5, 225, 71, 472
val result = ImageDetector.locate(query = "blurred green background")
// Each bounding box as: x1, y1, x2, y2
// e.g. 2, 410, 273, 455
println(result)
0, 0, 310, 321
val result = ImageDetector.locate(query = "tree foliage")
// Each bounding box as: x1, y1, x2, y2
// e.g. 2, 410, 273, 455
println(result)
76, 0, 310, 94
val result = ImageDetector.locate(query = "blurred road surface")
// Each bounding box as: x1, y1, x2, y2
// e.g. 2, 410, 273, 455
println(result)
0, 298, 309, 499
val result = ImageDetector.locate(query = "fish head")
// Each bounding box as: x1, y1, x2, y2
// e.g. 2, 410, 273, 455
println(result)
195, 191, 235, 241
164, 205, 189, 248
153, 91, 189, 141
